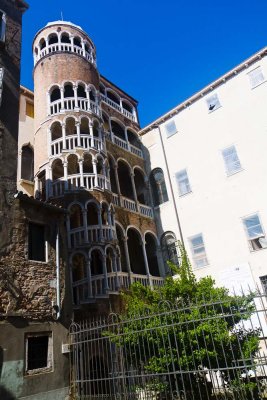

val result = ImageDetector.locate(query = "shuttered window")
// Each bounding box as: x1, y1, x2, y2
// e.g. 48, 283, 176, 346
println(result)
248, 67, 265, 88
222, 145, 242, 176
176, 169, 191, 196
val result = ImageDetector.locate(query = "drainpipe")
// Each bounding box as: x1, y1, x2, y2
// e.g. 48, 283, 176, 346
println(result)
55, 224, 61, 320
154, 124, 184, 246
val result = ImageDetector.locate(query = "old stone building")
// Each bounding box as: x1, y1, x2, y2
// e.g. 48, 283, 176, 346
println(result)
1, 15, 167, 400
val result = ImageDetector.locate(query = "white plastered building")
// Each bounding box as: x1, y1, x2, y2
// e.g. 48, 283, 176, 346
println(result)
141, 47, 267, 293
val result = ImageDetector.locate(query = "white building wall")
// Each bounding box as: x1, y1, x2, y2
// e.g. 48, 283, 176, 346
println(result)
142, 52, 267, 291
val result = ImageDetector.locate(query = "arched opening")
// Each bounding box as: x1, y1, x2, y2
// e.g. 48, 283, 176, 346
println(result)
90, 249, 103, 275
96, 156, 104, 175
127, 228, 146, 274
84, 42, 90, 53
51, 121, 62, 141
111, 120, 125, 141
52, 159, 63, 180
161, 232, 179, 273
69, 204, 83, 229
80, 117, 90, 135
102, 113, 109, 132
116, 225, 127, 272
87, 203, 99, 226
145, 233, 160, 277
99, 83, 105, 95
134, 169, 148, 205
122, 100, 133, 113
89, 88, 96, 102
67, 154, 79, 175
48, 33, 58, 45
106, 247, 114, 273
108, 156, 117, 193
77, 84, 86, 98
150, 168, 169, 206
34, 47, 38, 56
74, 36, 82, 47
36, 170, 46, 200
21, 145, 34, 181
64, 83, 74, 98
72, 253, 87, 282
50, 87, 61, 102
39, 38, 46, 50
101, 203, 109, 225
93, 120, 99, 137
61, 33, 71, 43
107, 90, 120, 105
127, 129, 141, 148
117, 160, 134, 200
65, 117, 77, 136
83, 153, 93, 173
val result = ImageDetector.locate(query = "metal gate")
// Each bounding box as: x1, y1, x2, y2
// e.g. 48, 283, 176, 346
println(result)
69, 290, 267, 399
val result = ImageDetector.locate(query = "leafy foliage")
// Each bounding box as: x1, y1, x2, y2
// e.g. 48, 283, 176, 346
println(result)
107, 243, 260, 397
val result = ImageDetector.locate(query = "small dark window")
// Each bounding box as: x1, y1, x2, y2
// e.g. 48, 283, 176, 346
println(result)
260, 275, 267, 296
21, 146, 34, 181
28, 223, 46, 261
26, 333, 52, 374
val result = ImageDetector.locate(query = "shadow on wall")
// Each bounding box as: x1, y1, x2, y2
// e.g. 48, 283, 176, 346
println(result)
0, 385, 16, 400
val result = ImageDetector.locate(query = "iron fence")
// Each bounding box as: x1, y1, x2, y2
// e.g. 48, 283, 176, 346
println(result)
69, 288, 267, 399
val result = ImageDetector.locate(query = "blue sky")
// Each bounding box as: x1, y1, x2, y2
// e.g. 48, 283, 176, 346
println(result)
21, 0, 267, 127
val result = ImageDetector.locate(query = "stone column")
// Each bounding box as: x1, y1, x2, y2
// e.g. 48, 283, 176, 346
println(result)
87, 259, 92, 298
60, 86, 65, 112
62, 123, 66, 149
86, 87, 90, 111
83, 210, 89, 243
70, 35, 74, 52
63, 160, 68, 190
123, 237, 133, 284
102, 256, 109, 291
76, 121, 81, 147
113, 255, 119, 290
125, 127, 130, 151
78, 159, 84, 187
130, 171, 139, 212
89, 121, 94, 148
141, 240, 153, 288
81, 39, 86, 57
73, 84, 79, 110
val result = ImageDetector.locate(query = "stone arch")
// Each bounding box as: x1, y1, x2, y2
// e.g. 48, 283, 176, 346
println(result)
52, 158, 64, 180
80, 116, 90, 135
150, 168, 169, 207
86, 200, 99, 226
60, 31, 71, 43
39, 37, 46, 50
77, 81, 87, 98
63, 81, 74, 98
145, 232, 160, 277
122, 98, 134, 113
48, 32, 59, 45
133, 166, 148, 205
50, 85, 61, 102
65, 116, 77, 136
127, 227, 146, 275
21, 144, 34, 181
50, 120, 62, 141
90, 247, 104, 275
67, 154, 79, 175
69, 203, 83, 229
110, 119, 125, 141
117, 159, 134, 200
73, 36, 82, 47
106, 88, 120, 105
127, 128, 141, 148
83, 153, 93, 173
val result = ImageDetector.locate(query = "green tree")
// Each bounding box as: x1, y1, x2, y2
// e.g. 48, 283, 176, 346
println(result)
109, 244, 260, 399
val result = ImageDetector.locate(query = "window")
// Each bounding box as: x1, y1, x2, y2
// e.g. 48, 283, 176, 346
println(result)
222, 145, 242, 176
242, 214, 267, 251
161, 232, 179, 273
28, 222, 46, 261
26, 101, 34, 118
176, 169, 191, 196
206, 93, 221, 112
25, 333, 53, 374
248, 67, 265, 88
21, 145, 34, 181
150, 168, 169, 206
260, 275, 267, 296
0, 67, 4, 106
165, 120, 177, 138
0, 11, 6, 43
189, 234, 208, 268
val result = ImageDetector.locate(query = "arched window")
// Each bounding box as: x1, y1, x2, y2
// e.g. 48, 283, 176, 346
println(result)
150, 168, 168, 206
69, 204, 83, 229
161, 232, 179, 272
21, 145, 34, 181
50, 87, 60, 102
48, 33, 58, 45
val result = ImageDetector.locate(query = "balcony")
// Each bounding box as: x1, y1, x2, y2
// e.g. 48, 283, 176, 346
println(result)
100, 93, 137, 122
69, 225, 116, 247
51, 173, 110, 197
50, 134, 104, 157
72, 272, 164, 305
112, 193, 154, 219
49, 97, 100, 117
105, 131, 143, 158
34, 43, 96, 66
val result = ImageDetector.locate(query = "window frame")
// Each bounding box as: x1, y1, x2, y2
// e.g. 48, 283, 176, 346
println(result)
188, 233, 208, 269
161, 231, 180, 273
242, 213, 267, 252
28, 222, 47, 262
206, 93, 221, 112
175, 169, 192, 197
260, 275, 267, 296
165, 120, 177, 138
25, 332, 53, 375
221, 145, 242, 176
150, 168, 169, 207
0, 10, 6, 44
247, 67, 265, 89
